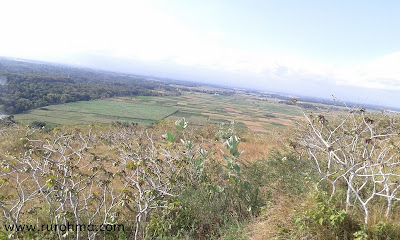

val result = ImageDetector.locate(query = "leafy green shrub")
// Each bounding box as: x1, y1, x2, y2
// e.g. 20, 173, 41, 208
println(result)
293, 192, 360, 239
262, 150, 318, 197
146, 131, 270, 239
29, 120, 46, 129
367, 221, 400, 240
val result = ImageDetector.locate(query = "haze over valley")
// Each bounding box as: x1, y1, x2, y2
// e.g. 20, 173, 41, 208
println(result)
1, 0, 400, 108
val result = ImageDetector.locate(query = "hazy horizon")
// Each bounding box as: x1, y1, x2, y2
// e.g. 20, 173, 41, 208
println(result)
1, 0, 400, 108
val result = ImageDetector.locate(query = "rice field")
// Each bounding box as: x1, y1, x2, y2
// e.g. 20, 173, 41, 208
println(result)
14, 92, 306, 132
15, 99, 177, 125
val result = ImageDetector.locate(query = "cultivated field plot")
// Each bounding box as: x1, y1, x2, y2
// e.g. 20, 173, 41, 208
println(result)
15, 92, 305, 132
124, 92, 304, 132
161, 92, 303, 132
15, 99, 178, 125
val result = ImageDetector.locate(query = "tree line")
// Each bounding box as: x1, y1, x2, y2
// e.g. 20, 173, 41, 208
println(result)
0, 58, 185, 114
0, 73, 162, 113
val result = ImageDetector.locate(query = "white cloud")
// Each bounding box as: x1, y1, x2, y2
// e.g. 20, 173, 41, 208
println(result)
334, 52, 400, 90
0, 0, 399, 93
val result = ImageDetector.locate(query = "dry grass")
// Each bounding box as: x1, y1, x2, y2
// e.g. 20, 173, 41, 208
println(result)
238, 128, 292, 162
363, 203, 400, 239
206, 129, 287, 163
0, 125, 29, 154
239, 137, 281, 162
5, 118, 400, 239
246, 195, 351, 240
246, 189, 400, 240
246, 195, 301, 240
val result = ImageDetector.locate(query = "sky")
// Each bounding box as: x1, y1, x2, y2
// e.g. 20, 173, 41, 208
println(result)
1, 0, 400, 107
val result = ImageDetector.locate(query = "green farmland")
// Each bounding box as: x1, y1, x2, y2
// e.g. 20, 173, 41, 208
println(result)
15, 92, 305, 132
15, 99, 178, 125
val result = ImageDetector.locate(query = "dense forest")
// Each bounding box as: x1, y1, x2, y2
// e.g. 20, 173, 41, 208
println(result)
0, 73, 157, 113
0, 58, 184, 114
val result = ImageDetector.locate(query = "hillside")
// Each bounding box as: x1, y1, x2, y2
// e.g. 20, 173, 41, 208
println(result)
2, 58, 400, 239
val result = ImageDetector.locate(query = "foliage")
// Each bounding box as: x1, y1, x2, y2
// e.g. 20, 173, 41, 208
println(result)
294, 191, 360, 239
0, 72, 160, 114
4, 95, 400, 239
29, 120, 47, 129
146, 123, 270, 239
262, 150, 318, 197
0, 58, 196, 114
215, 121, 237, 141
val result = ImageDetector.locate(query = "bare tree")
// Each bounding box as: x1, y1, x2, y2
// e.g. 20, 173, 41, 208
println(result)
105, 118, 207, 239
298, 106, 400, 224
0, 118, 208, 239
8, 129, 122, 239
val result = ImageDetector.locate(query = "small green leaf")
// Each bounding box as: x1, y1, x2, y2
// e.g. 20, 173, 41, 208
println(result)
226, 162, 232, 169
233, 164, 240, 173
229, 144, 238, 156
319, 218, 324, 225
223, 154, 232, 164
167, 132, 177, 142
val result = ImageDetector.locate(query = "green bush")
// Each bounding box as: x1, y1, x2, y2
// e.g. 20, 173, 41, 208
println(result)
294, 192, 360, 239
30, 120, 47, 129
146, 143, 270, 239
261, 150, 318, 198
